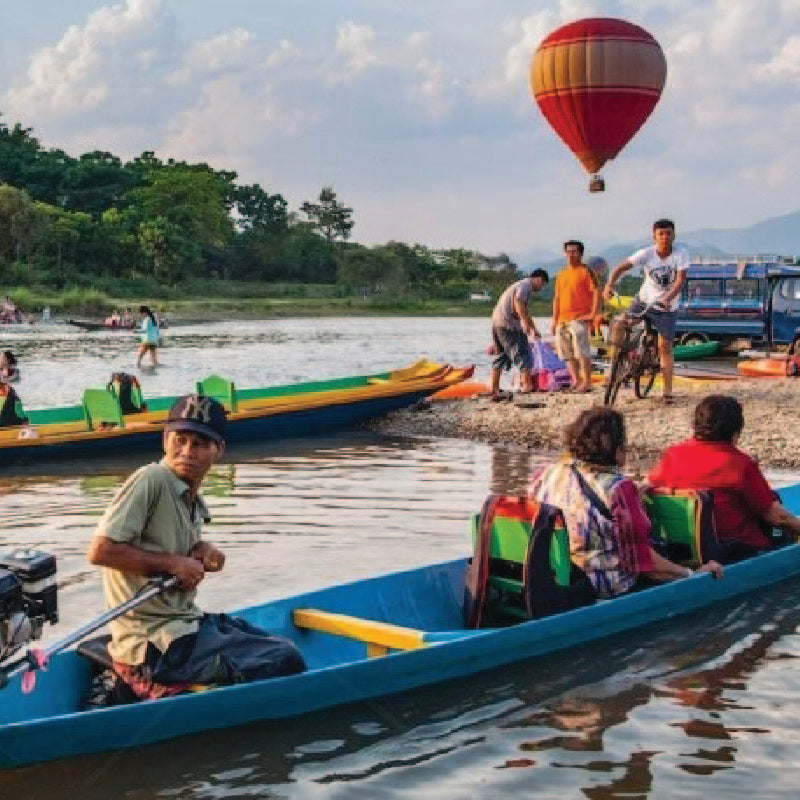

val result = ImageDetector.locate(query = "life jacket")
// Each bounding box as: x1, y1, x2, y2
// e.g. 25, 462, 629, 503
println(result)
463, 495, 595, 628
106, 372, 147, 414
0, 381, 28, 427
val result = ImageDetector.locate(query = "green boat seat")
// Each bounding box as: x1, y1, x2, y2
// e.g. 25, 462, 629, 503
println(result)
465, 495, 593, 627
83, 388, 125, 430
196, 375, 237, 413
643, 487, 719, 567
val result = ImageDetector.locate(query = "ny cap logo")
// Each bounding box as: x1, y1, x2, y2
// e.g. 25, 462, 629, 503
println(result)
182, 395, 213, 424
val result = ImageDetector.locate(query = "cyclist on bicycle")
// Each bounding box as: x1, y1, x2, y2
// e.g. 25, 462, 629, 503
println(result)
603, 219, 688, 405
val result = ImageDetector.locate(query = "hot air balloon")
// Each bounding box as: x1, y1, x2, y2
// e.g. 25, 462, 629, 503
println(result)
530, 18, 666, 192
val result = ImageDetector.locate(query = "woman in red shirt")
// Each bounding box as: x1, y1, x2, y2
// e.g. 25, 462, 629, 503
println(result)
649, 395, 800, 560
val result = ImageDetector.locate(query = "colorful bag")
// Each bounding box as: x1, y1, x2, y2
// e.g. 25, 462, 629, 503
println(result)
530, 341, 572, 391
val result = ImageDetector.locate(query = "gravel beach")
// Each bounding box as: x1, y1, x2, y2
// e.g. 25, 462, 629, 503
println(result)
369, 375, 800, 471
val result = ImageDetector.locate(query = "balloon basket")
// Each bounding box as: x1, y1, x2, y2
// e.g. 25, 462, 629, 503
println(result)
589, 176, 605, 193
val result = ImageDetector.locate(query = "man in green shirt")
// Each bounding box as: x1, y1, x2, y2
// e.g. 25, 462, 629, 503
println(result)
88, 394, 305, 699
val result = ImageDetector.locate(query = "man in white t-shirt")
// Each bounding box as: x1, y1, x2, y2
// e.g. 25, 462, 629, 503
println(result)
603, 219, 689, 404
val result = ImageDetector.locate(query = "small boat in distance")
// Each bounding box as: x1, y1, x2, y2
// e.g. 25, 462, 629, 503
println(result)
67, 318, 138, 331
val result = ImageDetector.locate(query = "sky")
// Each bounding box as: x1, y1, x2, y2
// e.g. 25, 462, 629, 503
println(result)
0, 0, 799, 259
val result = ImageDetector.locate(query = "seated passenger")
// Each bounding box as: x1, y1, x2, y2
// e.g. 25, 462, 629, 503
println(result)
0, 350, 19, 382
88, 394, 306, 700
529, 407, 722, 598
648, 394, 800, 561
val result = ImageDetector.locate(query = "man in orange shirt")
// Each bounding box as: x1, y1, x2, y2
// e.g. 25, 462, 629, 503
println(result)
551, 241, 600, 392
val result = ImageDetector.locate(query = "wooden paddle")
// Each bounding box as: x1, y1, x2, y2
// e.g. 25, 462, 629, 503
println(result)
0, 575, 178, 691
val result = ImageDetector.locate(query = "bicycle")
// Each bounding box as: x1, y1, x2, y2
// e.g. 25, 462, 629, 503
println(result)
603, 306, 661, 406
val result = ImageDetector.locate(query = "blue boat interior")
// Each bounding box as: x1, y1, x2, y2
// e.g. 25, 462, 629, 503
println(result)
0, 558, 470, 727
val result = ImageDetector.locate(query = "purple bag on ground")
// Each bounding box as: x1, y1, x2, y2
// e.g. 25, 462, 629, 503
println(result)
531, 341, 572, 391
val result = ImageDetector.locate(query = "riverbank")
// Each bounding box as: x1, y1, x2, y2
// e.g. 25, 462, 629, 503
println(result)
369, 375, 800, 470
1, 285, 550, 319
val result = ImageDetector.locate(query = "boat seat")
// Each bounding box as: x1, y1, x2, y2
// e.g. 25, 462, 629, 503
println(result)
196, 375, 237, 412
642, 487, 720, 566
83, 389, 125, 430
292, 608, 427, 657
465, 496, 593, 628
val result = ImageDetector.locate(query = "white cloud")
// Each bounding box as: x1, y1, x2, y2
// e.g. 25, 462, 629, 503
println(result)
167, 28, 256, 85
265, 39, 301, 69
2, 0, 170, 116
760, 35, 800, 78
332, 21, 379, 81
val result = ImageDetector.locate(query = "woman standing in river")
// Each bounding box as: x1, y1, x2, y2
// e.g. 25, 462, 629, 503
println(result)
136, 305, 160, 369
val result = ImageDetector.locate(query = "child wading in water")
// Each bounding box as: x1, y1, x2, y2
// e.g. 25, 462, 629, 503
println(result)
136, 306, 160, 368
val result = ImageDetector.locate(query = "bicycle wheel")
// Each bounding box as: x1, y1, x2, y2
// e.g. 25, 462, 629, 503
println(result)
634, 336, 660, 398
604, 345, 629, 406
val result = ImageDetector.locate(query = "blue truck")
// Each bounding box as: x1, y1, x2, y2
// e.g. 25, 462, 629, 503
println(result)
675, 261, 800, 351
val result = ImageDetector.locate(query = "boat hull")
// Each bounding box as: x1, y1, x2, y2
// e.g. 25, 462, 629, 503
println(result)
2, 483, 800, 767
0, 361, 473, 470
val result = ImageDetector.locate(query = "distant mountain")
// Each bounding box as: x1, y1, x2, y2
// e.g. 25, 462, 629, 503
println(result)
519, 208, 800, 275
511, 247, 561, 269
682, 209, 800, 257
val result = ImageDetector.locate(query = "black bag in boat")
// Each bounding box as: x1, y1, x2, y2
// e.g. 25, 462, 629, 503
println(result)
0, 381, 28, 427
107, 372, 147, 414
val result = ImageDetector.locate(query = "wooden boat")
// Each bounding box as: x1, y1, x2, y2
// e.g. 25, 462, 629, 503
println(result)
0, 360, 473, 469
673, 340, 720, 360
67, 318, 138, 331
1, 481, 798, 768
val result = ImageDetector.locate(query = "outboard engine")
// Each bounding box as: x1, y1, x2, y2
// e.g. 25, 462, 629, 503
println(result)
0, 549, 58, 663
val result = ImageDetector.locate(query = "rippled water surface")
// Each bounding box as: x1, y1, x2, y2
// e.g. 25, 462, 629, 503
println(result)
2, 318, 800, 799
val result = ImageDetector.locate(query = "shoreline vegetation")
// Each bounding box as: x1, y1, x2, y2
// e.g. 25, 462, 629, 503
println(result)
1, 285, 554, 319
1, 116, 643, 321
2, 117, 582, 322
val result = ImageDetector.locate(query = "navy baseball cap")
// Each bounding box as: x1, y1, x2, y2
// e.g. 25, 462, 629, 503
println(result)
165, 394, 226, 443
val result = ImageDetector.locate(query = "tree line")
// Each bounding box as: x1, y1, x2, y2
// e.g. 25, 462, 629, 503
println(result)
0, 118, 520, 300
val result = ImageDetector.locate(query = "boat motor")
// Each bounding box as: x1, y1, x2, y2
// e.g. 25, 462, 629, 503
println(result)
0, 549, 58, 664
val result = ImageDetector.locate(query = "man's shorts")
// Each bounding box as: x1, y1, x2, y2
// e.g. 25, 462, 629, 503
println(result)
492, 326, 533, 373
556, 320, 591, 361
626, 298, 677, 343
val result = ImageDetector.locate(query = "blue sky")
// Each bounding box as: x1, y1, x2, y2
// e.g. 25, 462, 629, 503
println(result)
1, 0, 799, 258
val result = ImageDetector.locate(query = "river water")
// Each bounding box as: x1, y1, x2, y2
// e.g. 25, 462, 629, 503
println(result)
1, 318, 800, 799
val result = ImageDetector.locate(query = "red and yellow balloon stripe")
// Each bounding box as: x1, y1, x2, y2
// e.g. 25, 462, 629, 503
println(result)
531, 17, 666, 179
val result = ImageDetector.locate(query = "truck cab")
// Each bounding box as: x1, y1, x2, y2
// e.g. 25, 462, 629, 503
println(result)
675, 262, 800, 350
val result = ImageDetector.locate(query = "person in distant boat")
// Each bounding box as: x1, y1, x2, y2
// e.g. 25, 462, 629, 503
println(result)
88, 394, 306, 701
489, 268, 549, 400
529, 406, 722, 598
0, 350, 19, 382
551, 240, 599, 393
603, 219, 688, 405
136, 305, 160, 368
649, 395, 800, 562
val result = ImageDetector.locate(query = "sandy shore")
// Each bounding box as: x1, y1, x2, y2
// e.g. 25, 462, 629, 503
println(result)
369, 375, 800, 470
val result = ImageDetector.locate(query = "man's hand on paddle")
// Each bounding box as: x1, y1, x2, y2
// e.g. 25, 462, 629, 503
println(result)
189, 541, 226, 573
171, 555, 206, 589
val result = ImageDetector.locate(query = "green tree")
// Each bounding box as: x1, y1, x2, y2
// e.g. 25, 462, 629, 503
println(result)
0, 184, 43, 263
62, 151, 140, 215
300, 186, 354, 243
233, 184, 288, 233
